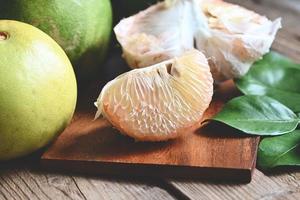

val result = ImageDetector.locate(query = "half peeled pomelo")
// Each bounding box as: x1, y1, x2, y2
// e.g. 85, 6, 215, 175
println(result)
114, 0, 281, 82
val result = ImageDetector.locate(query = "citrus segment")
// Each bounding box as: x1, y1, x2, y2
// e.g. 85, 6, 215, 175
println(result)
95, 50, 213, 141
114, 0, 281, 82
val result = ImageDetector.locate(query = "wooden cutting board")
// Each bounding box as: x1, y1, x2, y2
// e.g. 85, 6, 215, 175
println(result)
41, 70, 259, 182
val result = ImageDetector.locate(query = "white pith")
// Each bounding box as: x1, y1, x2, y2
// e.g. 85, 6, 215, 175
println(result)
114, 0, 281, 82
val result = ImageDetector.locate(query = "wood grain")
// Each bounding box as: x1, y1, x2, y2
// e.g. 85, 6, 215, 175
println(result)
1, 1, 300, 200
0, 166, 174, 200
168, 169, 300, 200
41, 79, 259, 182
164, 0, 300, 199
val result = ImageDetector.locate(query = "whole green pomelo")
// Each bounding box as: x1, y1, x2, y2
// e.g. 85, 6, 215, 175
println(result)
0, 20, 77, 161
0, 0, 112, 81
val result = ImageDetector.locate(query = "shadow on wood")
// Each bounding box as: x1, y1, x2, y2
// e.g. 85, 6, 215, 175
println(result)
42, 74, 259, 182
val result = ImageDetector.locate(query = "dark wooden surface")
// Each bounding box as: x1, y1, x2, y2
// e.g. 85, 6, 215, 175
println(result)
41, 80, 259, 182
1, 0, 300, 199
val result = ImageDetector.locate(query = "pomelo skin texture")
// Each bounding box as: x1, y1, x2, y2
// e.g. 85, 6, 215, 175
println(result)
0, 20, 77, 160
0, 0, 113, 81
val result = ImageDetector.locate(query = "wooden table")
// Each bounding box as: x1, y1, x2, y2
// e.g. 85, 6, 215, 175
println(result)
1, 0, 300, 199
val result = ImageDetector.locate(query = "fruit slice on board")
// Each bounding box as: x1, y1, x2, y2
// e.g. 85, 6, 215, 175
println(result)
114, 0, 281, 82
95, 50, 213, 141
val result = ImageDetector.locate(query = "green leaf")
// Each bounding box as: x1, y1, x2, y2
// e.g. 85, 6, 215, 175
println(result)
258, 130, 300, 169
235, 52, 300, 113
211, 95, 300, 136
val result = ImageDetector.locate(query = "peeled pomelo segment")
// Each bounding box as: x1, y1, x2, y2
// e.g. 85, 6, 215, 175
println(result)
114, 0, 281, 82
95, 50, 213, 141
196, 0, 281, 81
114, 0, 200, 68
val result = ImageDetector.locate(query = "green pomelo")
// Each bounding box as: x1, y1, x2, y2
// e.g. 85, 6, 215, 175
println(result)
0, 20, 77, 160
0, 0, 112, 81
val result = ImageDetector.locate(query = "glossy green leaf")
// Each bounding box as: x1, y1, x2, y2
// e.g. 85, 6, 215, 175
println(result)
258, 130, 300, 169
212, 95, 300, 136
235, 52, 300, 113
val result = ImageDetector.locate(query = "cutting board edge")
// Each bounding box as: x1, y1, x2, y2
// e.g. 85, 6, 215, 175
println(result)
40, 80, 259, 183
40, 157, 255, 183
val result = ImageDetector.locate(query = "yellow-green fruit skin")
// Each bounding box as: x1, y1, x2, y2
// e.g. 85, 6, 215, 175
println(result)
0, 20, 77, 160
0, 0, 113, 81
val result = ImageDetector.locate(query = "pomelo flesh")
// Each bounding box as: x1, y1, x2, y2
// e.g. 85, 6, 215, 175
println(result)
95, 50, 213, 141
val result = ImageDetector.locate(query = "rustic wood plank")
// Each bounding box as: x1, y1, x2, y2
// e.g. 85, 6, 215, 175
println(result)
72, 176, 174, 200
1, 1, 300, 200
266, 170, 300, 200
255, 0, 300, 14
0, 168, 85, 200
0, 166, 175, 200
166, 1, 300, 199
168, 169, 300, 200
41, 79, 258, 182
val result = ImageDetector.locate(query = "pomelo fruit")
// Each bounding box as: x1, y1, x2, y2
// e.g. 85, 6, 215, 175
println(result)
0, 20, 77, 160
114, 0, 281, 82
0, 0, 112, 81
95, 50, 213, 141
